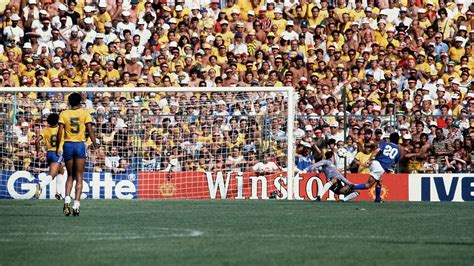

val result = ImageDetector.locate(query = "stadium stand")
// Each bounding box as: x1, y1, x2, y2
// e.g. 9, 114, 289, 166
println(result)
0, 0, 473, 174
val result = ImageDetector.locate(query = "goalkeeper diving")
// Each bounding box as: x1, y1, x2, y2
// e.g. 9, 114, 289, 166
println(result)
302, 151, 359, 202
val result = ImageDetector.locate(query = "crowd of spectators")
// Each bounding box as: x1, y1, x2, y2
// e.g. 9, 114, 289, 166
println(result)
0, 0, 473, 174
1, 91, 290, 174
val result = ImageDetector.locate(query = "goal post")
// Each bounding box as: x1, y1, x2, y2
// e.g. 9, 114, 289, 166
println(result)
0, 86, 297, 200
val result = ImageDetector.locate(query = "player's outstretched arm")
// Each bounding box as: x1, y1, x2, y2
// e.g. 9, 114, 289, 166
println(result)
304, 160, 328, 172
56, 124, 64, 157
86, 122, 99, 151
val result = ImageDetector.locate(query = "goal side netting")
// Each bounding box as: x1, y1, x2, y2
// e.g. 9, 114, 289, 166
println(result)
0, 87, 296, 200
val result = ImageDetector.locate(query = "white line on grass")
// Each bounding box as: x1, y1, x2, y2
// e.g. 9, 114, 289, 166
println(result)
0, 228, 203, 242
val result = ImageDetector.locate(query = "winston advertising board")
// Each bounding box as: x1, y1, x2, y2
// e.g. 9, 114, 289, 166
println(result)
138, 172, 408, 200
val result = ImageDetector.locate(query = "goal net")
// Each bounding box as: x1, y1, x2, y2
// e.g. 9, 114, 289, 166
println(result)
0, 87, 296, 200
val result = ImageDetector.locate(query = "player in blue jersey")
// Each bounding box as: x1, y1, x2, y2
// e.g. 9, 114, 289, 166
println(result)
304, 151, 360, 202
351, 132, 400, 202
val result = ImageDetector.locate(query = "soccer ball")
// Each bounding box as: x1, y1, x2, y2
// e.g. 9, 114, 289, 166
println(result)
337, 147, 347, 158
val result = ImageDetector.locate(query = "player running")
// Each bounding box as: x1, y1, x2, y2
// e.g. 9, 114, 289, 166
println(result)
57, 93, 99, 216
351, 132, 400, 202
34, 113, 65, 200
304, 151, 360, 202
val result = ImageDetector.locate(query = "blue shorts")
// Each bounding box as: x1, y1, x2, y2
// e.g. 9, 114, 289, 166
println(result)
46, 151, 62, 164
63, 142, 87, 161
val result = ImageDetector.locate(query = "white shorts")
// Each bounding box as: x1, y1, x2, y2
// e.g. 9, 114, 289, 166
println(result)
370, 160, 385, 181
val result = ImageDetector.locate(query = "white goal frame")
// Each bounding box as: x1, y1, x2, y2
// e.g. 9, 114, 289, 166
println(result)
0, 86, 298, 200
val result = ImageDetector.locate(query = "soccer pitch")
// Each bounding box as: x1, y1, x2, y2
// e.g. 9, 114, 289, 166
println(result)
1, 200, 473, 265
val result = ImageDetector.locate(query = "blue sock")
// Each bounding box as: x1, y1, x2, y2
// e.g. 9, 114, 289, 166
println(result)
375, 185, 382, 201
352, 184, 368, 190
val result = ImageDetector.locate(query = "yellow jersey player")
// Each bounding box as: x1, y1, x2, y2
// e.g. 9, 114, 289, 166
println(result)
35, 113, 65, 200
57, 93, 99, 216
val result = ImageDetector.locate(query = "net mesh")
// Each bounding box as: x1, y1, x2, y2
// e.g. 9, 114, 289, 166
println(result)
0, 89, 292, 199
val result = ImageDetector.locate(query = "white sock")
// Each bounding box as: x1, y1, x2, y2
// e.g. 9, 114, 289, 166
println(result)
65, 196, 71, 204
343, 192, 359, 202
44, 175, 52, 188
73, 201, 80, 209
319, 182, 333, 198
55, 174, 63, 195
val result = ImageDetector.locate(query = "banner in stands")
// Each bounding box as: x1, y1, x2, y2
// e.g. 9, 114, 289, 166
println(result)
138, 172, 409, 201
0, 170, 138, 199
409, 174, 474, 202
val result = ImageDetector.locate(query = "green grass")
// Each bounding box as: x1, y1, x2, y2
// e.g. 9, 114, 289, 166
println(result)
0, 200, 473, 265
